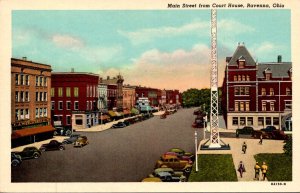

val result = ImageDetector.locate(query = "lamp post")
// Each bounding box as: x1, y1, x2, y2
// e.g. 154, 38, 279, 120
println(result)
195, 130, 198, 172
100, 111, 103, 129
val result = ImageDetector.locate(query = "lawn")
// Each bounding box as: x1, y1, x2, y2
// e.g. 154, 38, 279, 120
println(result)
254, 153, 292, 181
188, 154, 237, 182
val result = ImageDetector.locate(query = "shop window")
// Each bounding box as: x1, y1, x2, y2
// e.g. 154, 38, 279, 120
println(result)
266, 117, 272, 125
240, 117, 246, 126
75, 119, 83, 125
258, 117, 264, 126
247, 117, 253, 126
232, 117, 238, 125
273, 117, 279, 125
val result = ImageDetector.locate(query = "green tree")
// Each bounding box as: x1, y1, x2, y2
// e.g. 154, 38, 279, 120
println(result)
283, 136, 292, 156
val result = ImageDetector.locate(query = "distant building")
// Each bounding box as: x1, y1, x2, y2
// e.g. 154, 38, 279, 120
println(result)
123, 84, 136, 110
135, 86, 160, 106
101, 75, 124, 111
136, 97, 152, 112
162, 89, 182, 106
11, 57, 54, 147
222, 43, 292, 131
51, 72, 99, 130
98, 78, 108, 113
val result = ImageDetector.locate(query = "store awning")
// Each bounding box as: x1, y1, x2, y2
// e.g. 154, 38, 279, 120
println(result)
123, 110, 131, 115
108, 110, 117, 117
131, 108, 139, 115
11, 125, 55, 139
115, 112, 123, 117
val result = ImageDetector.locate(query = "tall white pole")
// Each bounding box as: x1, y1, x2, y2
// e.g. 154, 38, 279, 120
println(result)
195, 130, 198, 172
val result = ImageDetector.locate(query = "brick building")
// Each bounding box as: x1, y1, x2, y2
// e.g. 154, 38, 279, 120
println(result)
135, 86, 161, 106
51, 72, 99, 130
11, 57, 54, 147
161, 89, 182, 106
222, 43, 292, 131
123, 84, 136, 110
101, 75, 124, 111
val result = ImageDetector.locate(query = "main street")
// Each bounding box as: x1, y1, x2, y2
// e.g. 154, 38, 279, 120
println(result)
12, 107, 203, 182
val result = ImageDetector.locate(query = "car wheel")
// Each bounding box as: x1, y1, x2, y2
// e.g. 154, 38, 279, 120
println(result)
66, 130, 72, 136
184, 167, 191, 173
33, 153, 40, 159
59, 146, 64, 151
11, 160, 19, 167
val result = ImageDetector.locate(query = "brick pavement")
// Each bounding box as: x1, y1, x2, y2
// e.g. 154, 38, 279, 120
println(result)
198, 129, 285, 182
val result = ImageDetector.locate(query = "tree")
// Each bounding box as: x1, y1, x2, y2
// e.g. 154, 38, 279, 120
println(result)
283, 136, 292, 156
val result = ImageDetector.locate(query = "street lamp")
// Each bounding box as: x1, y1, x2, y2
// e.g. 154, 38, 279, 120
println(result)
100, 111, 103, 129
195, 130, 198, 172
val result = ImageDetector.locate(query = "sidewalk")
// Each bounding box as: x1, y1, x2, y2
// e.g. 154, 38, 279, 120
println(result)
198, 129, 285, 182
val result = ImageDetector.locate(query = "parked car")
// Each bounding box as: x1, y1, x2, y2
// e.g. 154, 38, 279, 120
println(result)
141, 177, 162, 182
12, 146, 41, 159
236, 126, 254, 137
155, 155, 192, 173
54, 126, 72, 136
163, 152, 193, 163
74, 136, 89, 147
111, 122, 127, 129
39, 140, 65, 151
169, 148, 194, 161
252, 129, 288, 140
150, 167, 186, 181
160, 113, 167, 119
62, 134, 81, 144
11, 153, 22, 167
261, 125, 277, 132
151, 171, 186, 182
123, 120, 131, 126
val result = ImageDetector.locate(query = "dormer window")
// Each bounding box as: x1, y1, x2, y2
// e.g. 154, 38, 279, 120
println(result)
238, 56, 246, 68
264, 68, 272, 80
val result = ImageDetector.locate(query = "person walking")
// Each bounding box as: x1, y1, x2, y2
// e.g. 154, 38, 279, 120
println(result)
261, 162, 268, 181
259, 134, 263, 145
254, 162, 261, 180
237, 161, 246, 178
242, 141, 247, 154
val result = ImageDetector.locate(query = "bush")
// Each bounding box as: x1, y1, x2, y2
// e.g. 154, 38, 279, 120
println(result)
283, 136, 292, 156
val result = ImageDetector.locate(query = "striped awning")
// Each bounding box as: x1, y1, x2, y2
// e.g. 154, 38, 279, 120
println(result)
11, 125, 55, 139
108, 111, 117, 117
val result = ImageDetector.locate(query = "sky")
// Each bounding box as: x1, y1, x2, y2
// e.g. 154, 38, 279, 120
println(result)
12, 10, 291, 92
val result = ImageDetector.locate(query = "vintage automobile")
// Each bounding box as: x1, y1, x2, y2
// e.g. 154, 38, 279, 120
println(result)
252, 129, 288, 140
62, 134, 81, 144
261, 125, 277, 132
39, 140, 65, 151
123, 120, 131, 126
141, 177, 162, 182
111, 122, 127, 129
149, 167, 186, 182
236, 126, 254, 137
11, 153, 22, 167
169, 148, 194, 161
54, 126, 72, 136
155, 155, 192, 173
74, 136, 89, 147
163, 152, 193, 163
12, 146, 41, 159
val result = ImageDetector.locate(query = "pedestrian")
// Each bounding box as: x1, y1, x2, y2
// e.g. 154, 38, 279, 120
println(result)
254, 162, 261, 180
237, 161, 246, 178
259, 134, 263, 145
242, 141, 247, 154
261, 162, 268, 181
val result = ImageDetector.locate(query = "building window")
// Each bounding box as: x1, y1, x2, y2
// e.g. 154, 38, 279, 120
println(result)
234, 87, 239, 95
44, 92, 47, 101
285, 101, 292, 110
51, 88, 55, 97
245, 87, 249, 95
25, 75, 29, 85
36, 92, 39, 101
39, 108, 43, 117
76, 119, 83, 125
35, 108, 39, 118
261, 88, 266, 96
242, 75, 245, 81
238, 75, 241, 81
66, 87, 71, 97
20, 74, 24, 85
15, 109, 19, 120
240, 117, 246, 125
266, 73, 271, 80
35, 76, 39, 86
58, 87, 63, 97
270, 102, 275, 111
40, 92, 43, 101
15, 91, 19, 102
240, 87, 245, 95
43, 108, 47, 117
58, 101, 63, 110
25, 92, 29, 101
44, 77, 47, 86
74, 87, 79, 97
246, 75, 250, 81
20, 109, 24, 119
66, 101, 71, 110
87, 101, 89, 110
266, 117, 272, 125
39, 77, 43, 86
74, 101, 79, 110
258, 117, 264, 126
245, 101, 249, 111
90, 86, 93, 98
273, 117, 279, 125
25, 109, 29, 119
270, 88, 274, 96
239, 61, 245, 68
87, 85, 89, 97
247, 117, 253, 126
286, 87, 291, 96
262, 101, 266, 111
51, 101, 55, 110
66, 115, 71, 125
15, 74, 19, 85
240, 102, 244, 111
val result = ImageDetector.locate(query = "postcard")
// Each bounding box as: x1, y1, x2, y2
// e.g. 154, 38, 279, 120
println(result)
0, 0, 299, 192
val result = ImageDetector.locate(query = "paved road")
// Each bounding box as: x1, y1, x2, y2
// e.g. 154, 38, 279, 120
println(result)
12, 107, 202, 182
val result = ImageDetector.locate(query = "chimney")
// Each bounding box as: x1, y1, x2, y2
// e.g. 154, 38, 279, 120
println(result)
277, 55, 282, 63
22, 57, 27, 61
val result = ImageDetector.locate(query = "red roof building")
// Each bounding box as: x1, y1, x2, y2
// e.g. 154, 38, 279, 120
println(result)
51, 72, 99, 130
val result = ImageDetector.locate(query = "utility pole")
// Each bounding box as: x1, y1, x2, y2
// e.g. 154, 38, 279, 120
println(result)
209, 9, 221, 148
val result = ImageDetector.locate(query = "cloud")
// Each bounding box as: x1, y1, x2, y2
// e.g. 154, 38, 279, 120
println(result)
219, 19, 255, 35
99, 44, 227, 91
249, 42, 283, 61
52, 34, 84, 49
118, 20, 210, 45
